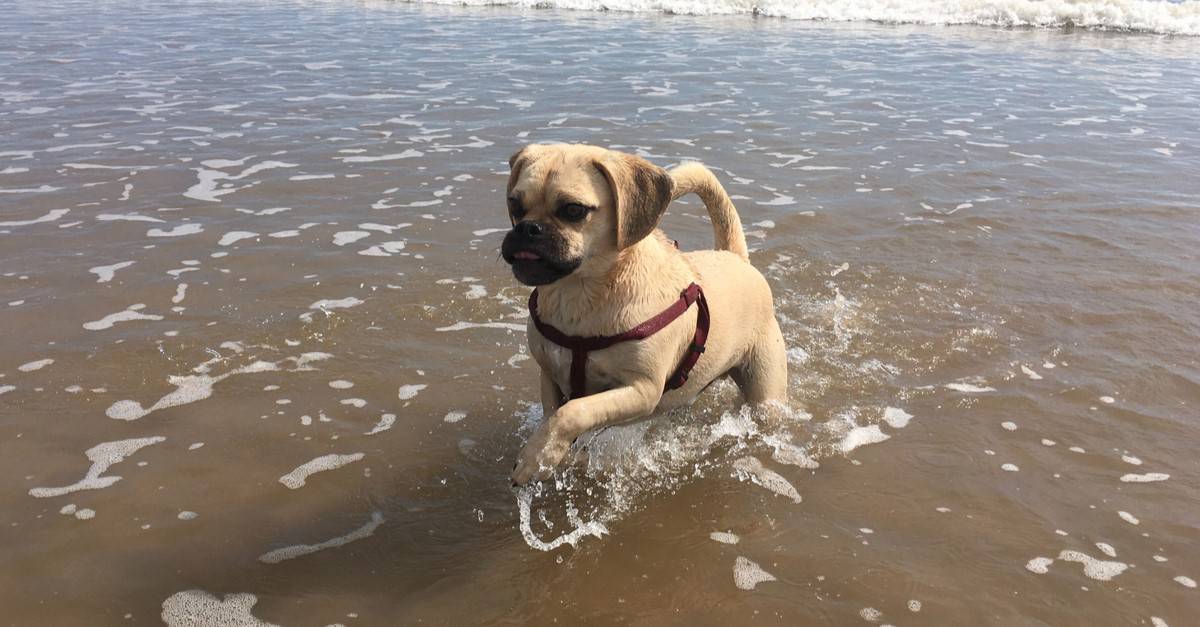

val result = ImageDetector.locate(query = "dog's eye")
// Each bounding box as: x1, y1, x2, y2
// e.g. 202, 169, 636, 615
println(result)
508, 197, 525, 220
557, 203, 590, 222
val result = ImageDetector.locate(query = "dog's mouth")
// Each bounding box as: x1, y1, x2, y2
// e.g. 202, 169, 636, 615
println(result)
501, 233, 580, 286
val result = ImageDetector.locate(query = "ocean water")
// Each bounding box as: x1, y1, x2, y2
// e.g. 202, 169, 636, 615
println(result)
2, 0, 1199, 625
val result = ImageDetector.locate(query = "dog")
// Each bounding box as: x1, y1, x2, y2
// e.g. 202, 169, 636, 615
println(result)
501, 144, 788, 485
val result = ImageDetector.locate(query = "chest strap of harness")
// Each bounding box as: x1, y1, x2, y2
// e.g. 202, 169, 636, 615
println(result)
528, 283, 710, 400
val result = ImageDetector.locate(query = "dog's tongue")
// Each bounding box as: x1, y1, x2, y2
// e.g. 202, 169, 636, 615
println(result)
514, 251, 540, 261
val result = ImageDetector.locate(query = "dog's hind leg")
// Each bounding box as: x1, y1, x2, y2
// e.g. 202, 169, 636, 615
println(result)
733, 318, 789, 404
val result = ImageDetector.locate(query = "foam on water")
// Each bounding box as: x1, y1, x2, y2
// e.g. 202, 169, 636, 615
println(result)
436, 321, 526, 332
1057, 550, 1129, 581
29, 436, 165, 497
83, 304, 163, 331
161, 590, 278, 627
0, 208, 70, 228
710, 531, 740, 544
278, 453, 365, 489
106, 350, 331, 421
18, 358, 54, 372
218, 231, 259, 246
412, 0, 1200, 35
944, 381, 997, 393
1121, 472, 1170, 482
258, 512, 384, 564
733, 556, 776, 590
89, 261, 135, 283
516, 486, 609, 551
397, 384, 427, 400
881, 407, 912, 429
364, 413, 396, 435
1026, 556, 1054, 574
839, 424, 890, 453
147, 223, 204, 238
732, 456, 802, 503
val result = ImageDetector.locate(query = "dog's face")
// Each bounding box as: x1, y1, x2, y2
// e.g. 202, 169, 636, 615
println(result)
501, 144, 673, 286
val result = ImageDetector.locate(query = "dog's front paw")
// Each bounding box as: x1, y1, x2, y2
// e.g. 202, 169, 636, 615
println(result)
511, 423, 571, 486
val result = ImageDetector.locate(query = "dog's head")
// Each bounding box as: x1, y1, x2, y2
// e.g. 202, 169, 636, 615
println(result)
500, 144, 674, 286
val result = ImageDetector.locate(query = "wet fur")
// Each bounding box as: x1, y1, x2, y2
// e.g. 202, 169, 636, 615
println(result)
503, 144, 788, 485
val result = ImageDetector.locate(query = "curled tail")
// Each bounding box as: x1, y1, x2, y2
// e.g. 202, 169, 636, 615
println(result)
669, 162, 749, 261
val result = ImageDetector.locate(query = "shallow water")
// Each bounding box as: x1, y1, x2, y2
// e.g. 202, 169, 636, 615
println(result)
2, 0, 1199, 625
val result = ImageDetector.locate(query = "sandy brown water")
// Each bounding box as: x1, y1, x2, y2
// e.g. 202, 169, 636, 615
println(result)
2, 0, 1199, 625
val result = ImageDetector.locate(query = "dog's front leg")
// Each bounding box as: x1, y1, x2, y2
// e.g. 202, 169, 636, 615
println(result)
540, 369, 564, 416
512, 382, 659, 486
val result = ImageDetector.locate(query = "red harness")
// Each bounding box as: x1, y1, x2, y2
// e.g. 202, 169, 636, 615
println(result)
528, 283, 710, 400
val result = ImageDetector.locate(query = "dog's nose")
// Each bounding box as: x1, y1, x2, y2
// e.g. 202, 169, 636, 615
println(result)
516, 221, 545, 239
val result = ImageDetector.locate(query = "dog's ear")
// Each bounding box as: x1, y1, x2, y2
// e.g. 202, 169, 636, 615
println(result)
594, 153, 674, 249
507, 146, 529, 195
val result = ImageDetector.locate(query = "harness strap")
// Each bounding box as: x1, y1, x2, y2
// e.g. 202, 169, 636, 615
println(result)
528, 283, 709, 400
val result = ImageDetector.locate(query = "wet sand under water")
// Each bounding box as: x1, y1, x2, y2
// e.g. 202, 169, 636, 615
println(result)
1, 0, 1199, 625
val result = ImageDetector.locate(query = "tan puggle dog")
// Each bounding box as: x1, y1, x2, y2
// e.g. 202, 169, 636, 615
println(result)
501, 144, 788, 485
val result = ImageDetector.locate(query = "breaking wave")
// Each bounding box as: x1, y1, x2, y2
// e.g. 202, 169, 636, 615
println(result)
408, 0, 1200, 36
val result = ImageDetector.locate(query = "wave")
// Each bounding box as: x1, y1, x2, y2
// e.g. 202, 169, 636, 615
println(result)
407, 0, 1200, 36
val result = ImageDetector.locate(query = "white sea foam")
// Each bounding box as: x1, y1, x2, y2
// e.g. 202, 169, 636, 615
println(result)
89, 261, 135, 283
218, 231, 259, 246
1026, 556, 1054, 574
365, 413, 396, 435
29, 436, 165, 497
516, 487, 609, 551
96, 212, 163, 223
944, 381, 996, 393
710, 531, 740, 544
333, 231, 370, 246
0, 208, 70, 228
162, 590, 278, 627
839, 424, 890, 453
1057, 550, 1128, 581
184, 159, 297, 202
18, 358, 54, 372
436, 321, 526, 332
147, 223, 204, 238
105, 351, 331, 421
83, 304, 163, 331
338, 149, 422, 163
409, 0, 1200, 36
1121, 472, 1169, 482
258, 512, 384, 563
733, 556, 776, 590
882, 407, 912, 429
358, 241, 407, 256
302, 297, 365, 321
397, 384, 427, 400
279, 453, 365, 489
732, 456, 802, 503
